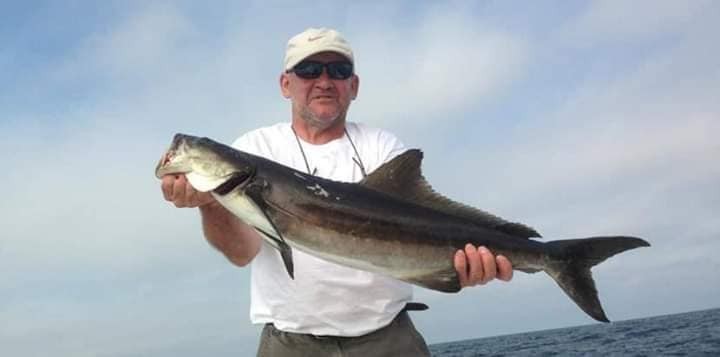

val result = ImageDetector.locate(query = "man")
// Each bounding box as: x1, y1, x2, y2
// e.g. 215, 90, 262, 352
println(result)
160, 28, 513, 356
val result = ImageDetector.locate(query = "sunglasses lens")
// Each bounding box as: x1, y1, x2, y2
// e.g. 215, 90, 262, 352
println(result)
293, 61, 324, 79
292, 61, 353, 80
327, 62, 353, 79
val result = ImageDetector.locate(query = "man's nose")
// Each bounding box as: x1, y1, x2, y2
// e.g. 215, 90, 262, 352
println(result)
314, 70, 334, 89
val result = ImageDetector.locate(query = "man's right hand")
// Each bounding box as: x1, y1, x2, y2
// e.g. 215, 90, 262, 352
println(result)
161, 174, 215, 208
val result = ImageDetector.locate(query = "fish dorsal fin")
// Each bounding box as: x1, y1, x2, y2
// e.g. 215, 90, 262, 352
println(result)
360, 149, 541, 239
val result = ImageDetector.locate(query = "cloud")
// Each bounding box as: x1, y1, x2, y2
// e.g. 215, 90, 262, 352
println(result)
56, 3, 195, 83
0, 268, 258, 357
2, 1, 719, 356
565, 0, 715, 43
443, 1, 720, 215
350, 10, 528, 128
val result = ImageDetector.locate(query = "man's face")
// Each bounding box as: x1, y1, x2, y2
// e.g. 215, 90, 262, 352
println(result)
280, 52, 359, 129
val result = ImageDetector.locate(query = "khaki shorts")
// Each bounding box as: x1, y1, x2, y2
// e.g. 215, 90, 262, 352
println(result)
256, 311, 431, 357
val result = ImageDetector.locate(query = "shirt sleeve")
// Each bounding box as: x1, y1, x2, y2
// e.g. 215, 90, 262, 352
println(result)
230, 128, 271, 158
379, 130, 407, 164
371, 128, 407, 172
231, 133, 253, 152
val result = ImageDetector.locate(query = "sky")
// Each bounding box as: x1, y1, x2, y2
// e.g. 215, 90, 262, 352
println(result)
1, 0, 719, 356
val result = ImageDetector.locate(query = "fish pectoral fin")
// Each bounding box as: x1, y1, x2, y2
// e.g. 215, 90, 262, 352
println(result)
255, 228, 295, 279
253, 228, 280, 250
245, 183, 287, 244
213, 171, 254, 195
245, 183, 295, 279
278, 242, 295, 279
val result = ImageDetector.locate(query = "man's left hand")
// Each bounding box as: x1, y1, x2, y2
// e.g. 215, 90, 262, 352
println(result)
454, 244, 513, 288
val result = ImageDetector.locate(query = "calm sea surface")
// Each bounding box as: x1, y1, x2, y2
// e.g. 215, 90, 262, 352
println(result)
429, 308, 720, 356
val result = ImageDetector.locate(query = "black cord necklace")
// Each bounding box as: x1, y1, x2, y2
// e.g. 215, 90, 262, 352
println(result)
290, 125, 315, 175
344, 127, 367, 178
290, 125, 367, 178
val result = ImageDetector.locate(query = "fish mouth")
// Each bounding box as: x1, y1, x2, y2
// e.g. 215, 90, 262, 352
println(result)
155, 149, 179, 178
154, 134, 193, 178
155, 151, 177, 178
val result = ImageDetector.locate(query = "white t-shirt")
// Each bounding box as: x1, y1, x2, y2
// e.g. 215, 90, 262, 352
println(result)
232, 121, 413, 336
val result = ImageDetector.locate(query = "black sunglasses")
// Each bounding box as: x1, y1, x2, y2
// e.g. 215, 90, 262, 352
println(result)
287, 60, 354, 80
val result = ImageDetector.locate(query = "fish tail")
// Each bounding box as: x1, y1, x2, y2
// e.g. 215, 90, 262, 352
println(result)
545, 236, 650, 322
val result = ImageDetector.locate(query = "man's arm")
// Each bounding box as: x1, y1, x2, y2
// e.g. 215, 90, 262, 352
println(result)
161, 174, 261, 267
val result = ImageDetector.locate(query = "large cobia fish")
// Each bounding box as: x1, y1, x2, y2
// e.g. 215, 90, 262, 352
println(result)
155, 133, 650, 322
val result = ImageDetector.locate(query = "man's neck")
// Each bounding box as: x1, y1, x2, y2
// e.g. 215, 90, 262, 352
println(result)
292, 118, 346, 145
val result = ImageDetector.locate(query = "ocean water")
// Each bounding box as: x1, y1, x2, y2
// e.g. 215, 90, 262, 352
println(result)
429, 308, 720, 356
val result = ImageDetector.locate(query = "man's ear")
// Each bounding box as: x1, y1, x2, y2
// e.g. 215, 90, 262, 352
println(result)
351, 75, 359, 100
280, 73, 291, 98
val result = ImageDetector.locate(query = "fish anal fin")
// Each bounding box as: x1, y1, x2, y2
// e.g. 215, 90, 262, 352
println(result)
405, 269, 461, 293
516, 267, 542, 274
360, 150, 540, 239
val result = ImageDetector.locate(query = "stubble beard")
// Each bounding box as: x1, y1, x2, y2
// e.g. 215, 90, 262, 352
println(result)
298, 104, 347, 131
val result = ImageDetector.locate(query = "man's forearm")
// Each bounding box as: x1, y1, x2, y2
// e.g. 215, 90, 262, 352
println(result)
199, 201, 261, 267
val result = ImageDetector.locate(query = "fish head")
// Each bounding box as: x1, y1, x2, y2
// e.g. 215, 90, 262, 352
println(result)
155, 133, 255, 193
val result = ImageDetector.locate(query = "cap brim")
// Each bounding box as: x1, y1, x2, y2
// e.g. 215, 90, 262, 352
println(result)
285, 46, 353, 70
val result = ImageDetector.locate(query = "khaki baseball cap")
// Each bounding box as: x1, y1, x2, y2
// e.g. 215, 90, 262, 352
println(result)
284, 27, 354, 71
